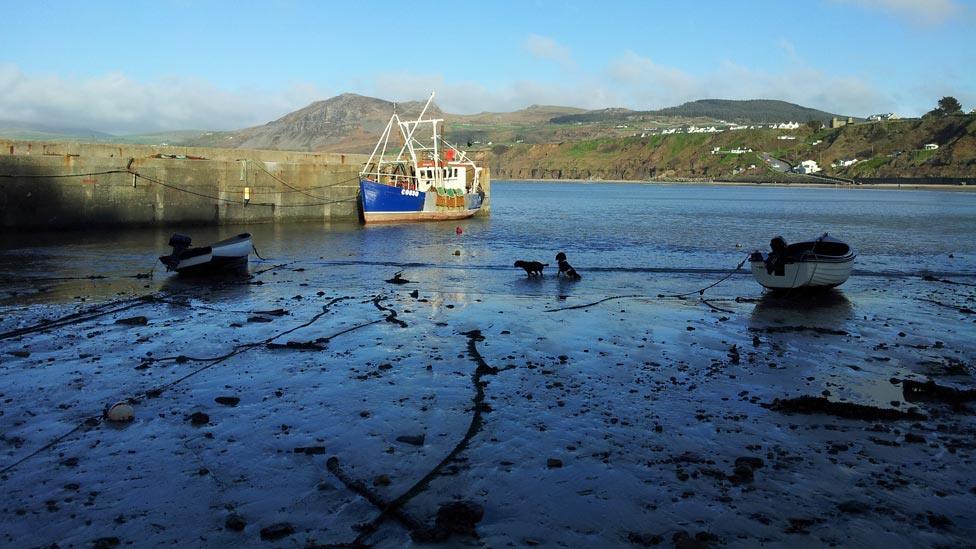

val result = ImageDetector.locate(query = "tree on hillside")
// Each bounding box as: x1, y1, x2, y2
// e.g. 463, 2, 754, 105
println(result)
929, 96, 963, 116
806, 120, 824, 131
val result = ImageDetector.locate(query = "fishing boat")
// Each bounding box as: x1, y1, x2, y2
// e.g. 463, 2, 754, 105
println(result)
358, 92, 485, 223
159, 233, 252, 275
749, 233, 855, 290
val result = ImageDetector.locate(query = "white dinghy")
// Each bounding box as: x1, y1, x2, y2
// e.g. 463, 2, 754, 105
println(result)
749, 233, 855, 290
159, 233, 252, 275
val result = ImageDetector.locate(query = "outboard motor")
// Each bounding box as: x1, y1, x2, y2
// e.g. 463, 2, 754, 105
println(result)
160, 234, 192, 271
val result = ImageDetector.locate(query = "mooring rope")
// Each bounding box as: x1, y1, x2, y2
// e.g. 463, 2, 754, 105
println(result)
545, 254, 751, 313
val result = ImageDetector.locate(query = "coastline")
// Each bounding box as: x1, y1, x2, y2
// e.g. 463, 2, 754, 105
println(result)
493, 177, 976, 191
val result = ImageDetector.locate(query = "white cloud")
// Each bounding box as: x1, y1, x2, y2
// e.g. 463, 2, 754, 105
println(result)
597, 51, 895, 116
0, 43, 954, 135
370, 48, 900, 117
832, 0, 963, 25
606, 51, 698, 103
0, 64, 326, 134
522, 34, 575, 68
370, 71, 618, 114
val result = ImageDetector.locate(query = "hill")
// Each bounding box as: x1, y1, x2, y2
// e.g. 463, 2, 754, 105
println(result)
457, 105, 587, 125
187, 99, 588, 153
188, 93, 444, 152
650, 99, 844, 123
551, 99, 846, 125
0, 120, 115, 142
484, 114, 976, 182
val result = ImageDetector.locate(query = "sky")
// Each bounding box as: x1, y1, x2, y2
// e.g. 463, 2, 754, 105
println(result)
1, 0, 974, 134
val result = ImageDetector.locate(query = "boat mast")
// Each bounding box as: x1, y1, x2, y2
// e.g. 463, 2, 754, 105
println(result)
361, 114, 396, 178
395, 91, 436, 168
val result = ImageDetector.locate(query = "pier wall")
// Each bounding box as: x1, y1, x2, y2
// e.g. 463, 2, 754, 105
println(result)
0, 139, 490, 229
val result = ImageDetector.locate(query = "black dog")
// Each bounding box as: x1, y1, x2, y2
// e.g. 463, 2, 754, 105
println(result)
514, 260, 547, 276
555, 252, 581, 279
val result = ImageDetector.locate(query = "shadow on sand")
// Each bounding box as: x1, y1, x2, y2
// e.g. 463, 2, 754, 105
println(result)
750, 288, 854, 327
158, 267, 253, 301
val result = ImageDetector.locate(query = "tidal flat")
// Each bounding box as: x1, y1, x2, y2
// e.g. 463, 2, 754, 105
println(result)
1, 182, 974, 547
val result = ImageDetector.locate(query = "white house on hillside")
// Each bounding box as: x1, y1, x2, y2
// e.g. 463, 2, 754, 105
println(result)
868, 113, 899, 121
794, 160, 822, 174
923, 143, 939, 150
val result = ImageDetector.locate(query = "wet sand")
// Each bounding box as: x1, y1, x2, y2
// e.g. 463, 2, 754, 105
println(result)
1, 262, 974, 547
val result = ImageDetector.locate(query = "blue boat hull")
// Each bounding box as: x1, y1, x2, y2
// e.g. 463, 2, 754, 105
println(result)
359, 179, 483, 223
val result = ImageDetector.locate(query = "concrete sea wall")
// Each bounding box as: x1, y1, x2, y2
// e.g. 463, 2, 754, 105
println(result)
0, 139, 491, 229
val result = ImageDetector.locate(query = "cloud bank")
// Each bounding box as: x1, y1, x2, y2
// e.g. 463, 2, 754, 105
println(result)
372, 49, 895, 118
0, 28, 965, 134
522, 34, 575, 69
0, 64, 324, 134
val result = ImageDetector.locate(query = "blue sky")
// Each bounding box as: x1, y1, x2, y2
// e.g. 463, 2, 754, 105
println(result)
1, 0, 974, 133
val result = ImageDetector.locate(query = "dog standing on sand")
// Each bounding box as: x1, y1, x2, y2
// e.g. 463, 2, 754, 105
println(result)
514, 260, 547, 276
555, 252, 581, 279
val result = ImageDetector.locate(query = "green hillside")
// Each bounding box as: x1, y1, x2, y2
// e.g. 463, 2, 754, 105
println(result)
485, 114, 976, 182
551, 99, 846, 125
0, 121, 114, 142
650, 99, 845, 123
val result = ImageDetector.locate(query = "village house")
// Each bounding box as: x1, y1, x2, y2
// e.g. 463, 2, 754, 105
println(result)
868, 113, 899, 122
830, 116, 855, 128
793, 160, 822, 174
923, 143, 939, 151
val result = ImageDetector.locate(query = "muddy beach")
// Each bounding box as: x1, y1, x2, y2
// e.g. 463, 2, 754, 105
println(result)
1, 182, 975, 547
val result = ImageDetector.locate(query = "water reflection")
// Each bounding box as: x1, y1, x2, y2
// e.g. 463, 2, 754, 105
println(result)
158, 270, 253, 302
750, 289, 854, 327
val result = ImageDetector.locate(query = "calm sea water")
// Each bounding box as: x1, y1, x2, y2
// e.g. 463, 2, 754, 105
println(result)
1, 181, 975, 304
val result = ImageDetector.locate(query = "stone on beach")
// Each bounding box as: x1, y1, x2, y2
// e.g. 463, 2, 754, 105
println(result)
187, 411, 210, 425
396, 434, 425, 446
105, 402, 134, 422
259, 522, 294, 540
115, 316, 148, 326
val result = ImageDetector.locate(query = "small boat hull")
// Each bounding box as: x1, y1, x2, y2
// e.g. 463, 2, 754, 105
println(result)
750, 258, 854, 290
160, 233, 252, 275
750, 234, 855, 290
359, 179, 483, 224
